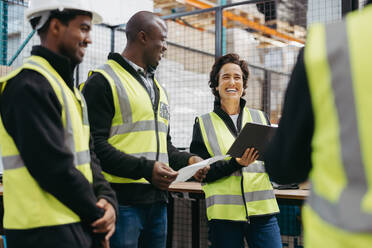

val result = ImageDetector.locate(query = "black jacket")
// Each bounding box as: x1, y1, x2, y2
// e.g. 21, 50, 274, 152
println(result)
189, 98, 269, 182
82, 53, 194, 205
264, 49, 313, 184
0, 46, 117, 248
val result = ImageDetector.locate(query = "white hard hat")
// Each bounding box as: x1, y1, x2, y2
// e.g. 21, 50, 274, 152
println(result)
26, 0, 103, 29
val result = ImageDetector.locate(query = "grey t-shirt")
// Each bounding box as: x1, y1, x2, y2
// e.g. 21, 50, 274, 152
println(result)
230, 114, 239, 130
123, 57, 155, 104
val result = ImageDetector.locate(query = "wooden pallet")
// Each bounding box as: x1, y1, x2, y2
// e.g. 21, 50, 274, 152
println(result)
266, 20, 293, 32
294, 25, 306, 39
266, 19, 306, 40
177, 11, 215, 30
229, 7, 265, 25
155, 0, 305, 44
154, 0, 186, 15
154, 0, 177, 10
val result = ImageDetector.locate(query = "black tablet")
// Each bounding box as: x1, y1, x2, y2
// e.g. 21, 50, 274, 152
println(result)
227, 122, 277, 161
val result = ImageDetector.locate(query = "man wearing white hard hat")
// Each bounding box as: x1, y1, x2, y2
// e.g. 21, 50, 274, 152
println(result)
0, 0, 117, 247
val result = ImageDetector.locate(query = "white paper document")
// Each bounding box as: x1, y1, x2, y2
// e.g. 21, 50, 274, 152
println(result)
172, 155, 229, 184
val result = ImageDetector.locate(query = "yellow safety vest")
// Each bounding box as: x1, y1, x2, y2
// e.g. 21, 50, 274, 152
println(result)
304, 5, 372, 247
199, 107, 279, 221
0, 56, 93, 229
87, 59, 169, 184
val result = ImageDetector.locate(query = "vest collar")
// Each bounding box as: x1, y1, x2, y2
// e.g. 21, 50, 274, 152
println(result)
31, 46, 75, 90
107, 52, 160, 110
213, 98, 246, 136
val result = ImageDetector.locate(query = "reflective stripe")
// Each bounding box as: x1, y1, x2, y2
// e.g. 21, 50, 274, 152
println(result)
308, 21, 372, 231
99, 64, 169, 138
110, 120, 168, 137
206, 194, 243, 207
2, 155, 24, 170
200, 114, 222, 156
131, 152, 169, 165
75, 89, 89, 125
75, 150, 91, 165
231, 170, 242, 176
26, 60, 90, 168
201, 109, 265, 157
205, 189, 275, 208
243, 161, 266, 173
2, 150, 90, 171
231, 162, 266, 176
243, 189, 276, 203
248, 109, 263, 124
27, 60, 75, 152
100, 64, 132, 124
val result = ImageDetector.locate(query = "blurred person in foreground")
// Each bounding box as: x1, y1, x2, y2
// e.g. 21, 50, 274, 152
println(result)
265, 1, 372, 247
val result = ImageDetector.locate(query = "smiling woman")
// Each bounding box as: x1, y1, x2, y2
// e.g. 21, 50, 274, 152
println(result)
209, 54, 249, 100
215, 62, 244, 114
190, 53, 282, 248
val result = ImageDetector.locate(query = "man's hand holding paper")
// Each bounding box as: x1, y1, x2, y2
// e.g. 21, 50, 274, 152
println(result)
172, 155, 228, 183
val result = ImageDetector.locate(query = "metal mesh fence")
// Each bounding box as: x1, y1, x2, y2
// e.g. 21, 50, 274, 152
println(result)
153, 1, 341, 248
155, 0, 343, 148
222, 1, 306, 125
0, 0, 346, 148
158, 12, 216, 149
307, 0, 341, 25
169, 196, 210, 248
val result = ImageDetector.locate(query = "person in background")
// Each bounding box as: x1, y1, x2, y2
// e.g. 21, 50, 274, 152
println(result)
82, 11, 205, 248
264, 1, 372, 247
0, 0, 117, 248
190, 53, 281, 248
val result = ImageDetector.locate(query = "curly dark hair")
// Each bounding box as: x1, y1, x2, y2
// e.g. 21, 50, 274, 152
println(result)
209, 53, 249, 98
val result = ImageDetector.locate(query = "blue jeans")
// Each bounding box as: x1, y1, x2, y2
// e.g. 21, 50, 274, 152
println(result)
209, 215, 282, 248
110, 202, 167, 248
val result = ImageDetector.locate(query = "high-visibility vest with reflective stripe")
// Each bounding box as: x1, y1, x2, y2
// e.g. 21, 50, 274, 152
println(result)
88, 60, 169, 184
199, 107, 279, 221
0, 56, 93, 229
304, 6, 372, 247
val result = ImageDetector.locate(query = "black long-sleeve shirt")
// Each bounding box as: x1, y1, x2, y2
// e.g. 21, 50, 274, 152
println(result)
264, 49, 313, 184
0, 46, 117, 247
83, 53, 194, 205
190, 99, 260, 182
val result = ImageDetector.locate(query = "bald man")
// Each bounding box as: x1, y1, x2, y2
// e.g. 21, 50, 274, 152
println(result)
82, 11, 203, 248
